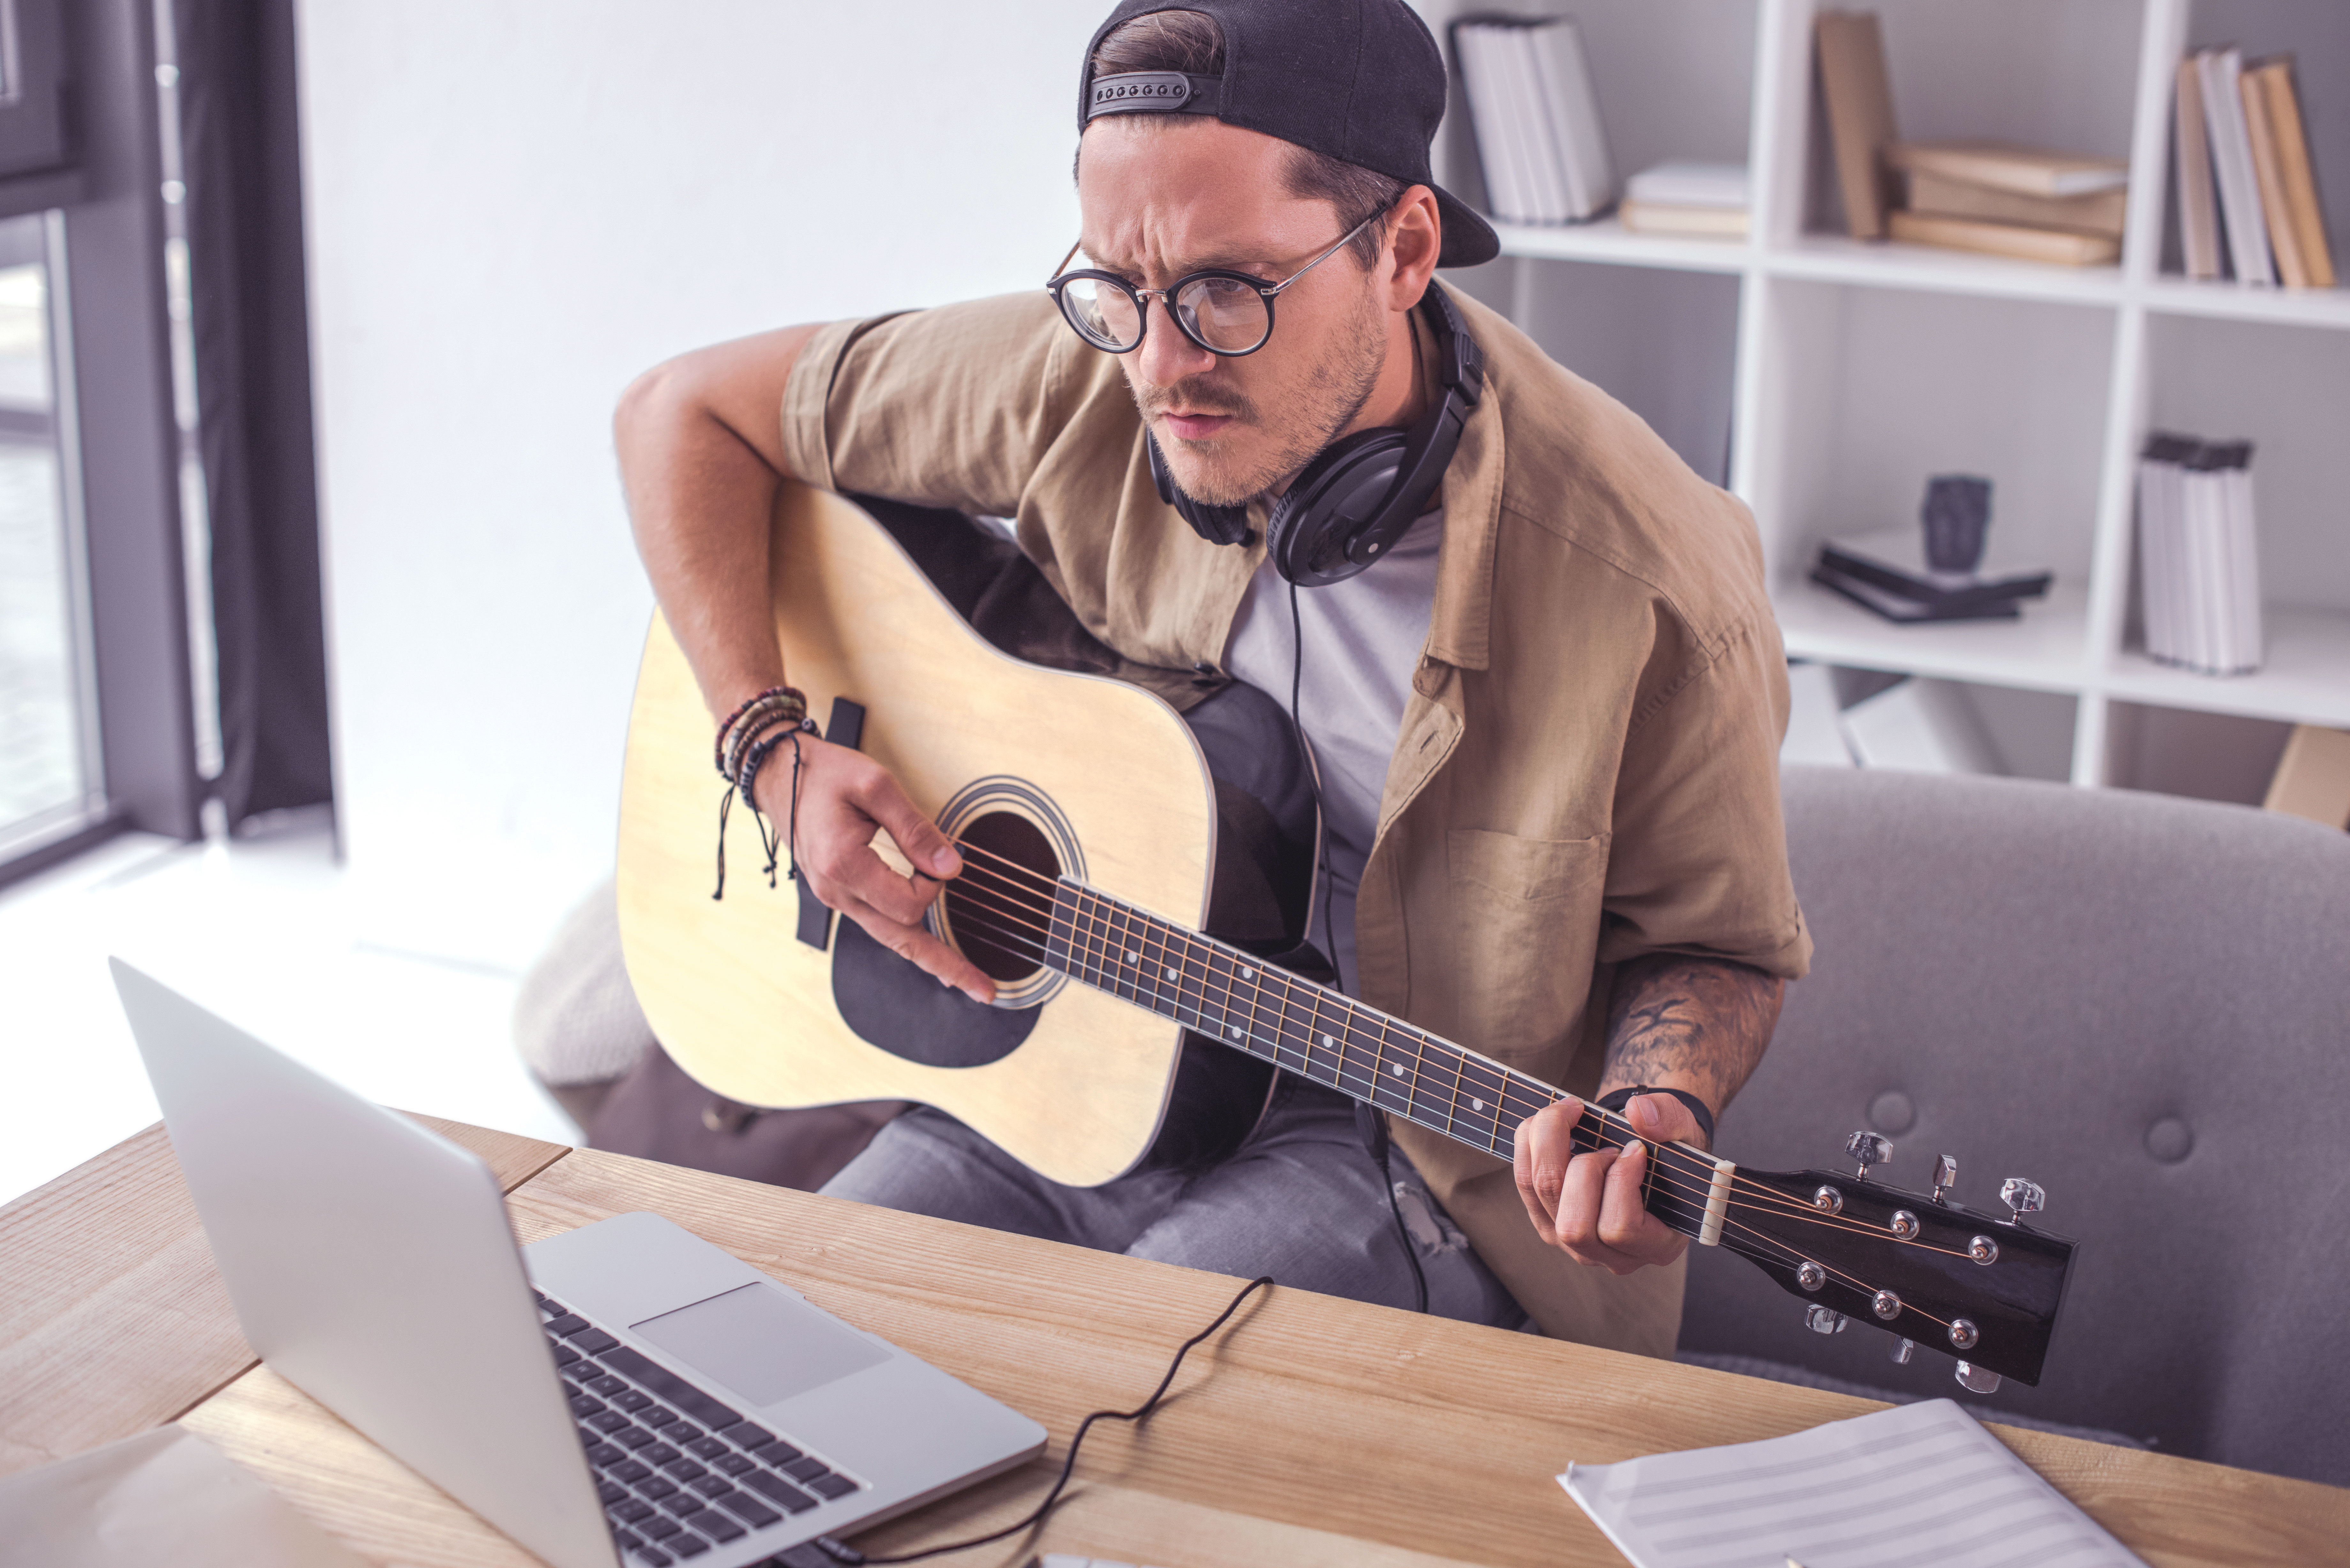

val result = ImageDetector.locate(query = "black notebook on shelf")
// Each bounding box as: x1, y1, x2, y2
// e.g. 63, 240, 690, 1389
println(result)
1810, 561, 2024, 623
1817, 529, 2053, 616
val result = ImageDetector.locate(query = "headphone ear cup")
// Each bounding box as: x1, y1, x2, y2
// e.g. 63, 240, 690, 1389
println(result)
1267, 427, 1409, 587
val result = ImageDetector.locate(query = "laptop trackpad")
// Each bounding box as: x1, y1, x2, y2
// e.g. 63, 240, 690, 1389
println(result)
631, 1281, 889, 1407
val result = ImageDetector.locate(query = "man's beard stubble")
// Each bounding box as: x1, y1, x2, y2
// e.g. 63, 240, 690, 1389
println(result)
1137, 291, 1389, 509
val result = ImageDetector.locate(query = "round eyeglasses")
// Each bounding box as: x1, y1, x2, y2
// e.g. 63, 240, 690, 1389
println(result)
1044, 209, 1381, 358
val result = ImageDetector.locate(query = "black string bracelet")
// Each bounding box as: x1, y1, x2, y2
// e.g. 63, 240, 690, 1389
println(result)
712, 717, 818, 900
781, 1276, 1275, 1567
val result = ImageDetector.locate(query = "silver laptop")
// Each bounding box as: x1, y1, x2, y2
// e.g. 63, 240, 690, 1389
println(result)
112, 958, 1045, 1568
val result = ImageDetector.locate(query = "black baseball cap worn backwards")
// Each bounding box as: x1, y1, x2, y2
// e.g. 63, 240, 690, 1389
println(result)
1077, 0, 1501, 269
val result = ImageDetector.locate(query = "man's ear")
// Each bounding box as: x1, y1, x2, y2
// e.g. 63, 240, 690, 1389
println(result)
1384, 185, 1444, 312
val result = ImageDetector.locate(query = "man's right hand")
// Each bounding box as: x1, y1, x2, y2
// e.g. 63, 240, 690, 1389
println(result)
751, 735, 995, 1005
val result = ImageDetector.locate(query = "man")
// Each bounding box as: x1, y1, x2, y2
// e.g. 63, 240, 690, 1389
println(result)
614, 0, 1809, 1356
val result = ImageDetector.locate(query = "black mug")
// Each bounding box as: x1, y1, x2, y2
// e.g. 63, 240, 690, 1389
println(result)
1922, 475, 1992, 573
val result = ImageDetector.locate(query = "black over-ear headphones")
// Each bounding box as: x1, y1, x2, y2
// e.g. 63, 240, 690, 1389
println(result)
1148, 284, 1485, 588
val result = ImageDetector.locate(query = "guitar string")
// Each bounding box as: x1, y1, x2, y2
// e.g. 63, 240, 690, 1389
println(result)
938, 861, 1983, 1277
938, 844, 1984, 1259
937, 881, 1973, 1324
939, 870, 1888, 1258
947, 863, 1903, 1252
935, 860, 1946, 1250
952, 881, 1959, 1327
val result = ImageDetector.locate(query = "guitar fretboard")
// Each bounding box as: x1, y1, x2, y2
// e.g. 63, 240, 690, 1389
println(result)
1041, 879, 1719, 1235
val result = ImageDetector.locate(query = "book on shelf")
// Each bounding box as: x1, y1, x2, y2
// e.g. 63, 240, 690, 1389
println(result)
1884, 142, 2128, 200
1903, 170, 2126, 238
2197, 48, 2276, 287
1819, 529, 2053, 612
1885, 210, 2119, 266
2175, 56, 2222, 280
2136, 432, 2263, 677
2263, 726, 2350, 831
2245, 57, 2336, 290
1815, 10, 1899, 239
2238, 58, 2309, 287
1619, 161, 1748, 238
1452, 14, 1615, 226
2174, 49, 2334, 290
1809, 562, 2022, 623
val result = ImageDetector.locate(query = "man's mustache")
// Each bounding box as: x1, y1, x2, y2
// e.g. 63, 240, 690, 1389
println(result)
1137, 376, 1257, 427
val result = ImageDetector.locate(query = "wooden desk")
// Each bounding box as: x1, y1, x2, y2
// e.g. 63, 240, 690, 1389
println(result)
5, 1124, 2344, 1566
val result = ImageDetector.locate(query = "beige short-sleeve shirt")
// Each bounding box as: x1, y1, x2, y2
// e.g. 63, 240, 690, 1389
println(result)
781, 283, 1811, 1354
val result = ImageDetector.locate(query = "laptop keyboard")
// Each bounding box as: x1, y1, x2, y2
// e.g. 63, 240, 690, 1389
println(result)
536, 1290, 866, 1565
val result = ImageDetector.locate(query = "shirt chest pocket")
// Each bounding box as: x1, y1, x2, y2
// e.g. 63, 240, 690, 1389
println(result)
1444, 829, 1611, 1060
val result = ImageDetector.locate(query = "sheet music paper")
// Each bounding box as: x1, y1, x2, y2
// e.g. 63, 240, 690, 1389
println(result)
1557, 1398, 2146, 1568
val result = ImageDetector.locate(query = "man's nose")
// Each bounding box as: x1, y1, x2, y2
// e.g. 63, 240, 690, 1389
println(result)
1133, 298, 1214, 387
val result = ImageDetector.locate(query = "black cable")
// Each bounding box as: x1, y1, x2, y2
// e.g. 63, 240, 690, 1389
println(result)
791, 1275, 1275, 1566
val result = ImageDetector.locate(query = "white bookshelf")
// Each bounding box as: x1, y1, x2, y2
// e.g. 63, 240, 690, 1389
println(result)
1414, 0, 2350, 799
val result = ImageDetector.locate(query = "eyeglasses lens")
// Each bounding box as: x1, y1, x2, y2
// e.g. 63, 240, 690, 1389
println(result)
1059, 277, 1143, 351
1176, 276, 1269, 352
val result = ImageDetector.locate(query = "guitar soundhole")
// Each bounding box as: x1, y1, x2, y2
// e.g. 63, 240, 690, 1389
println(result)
941, 810, 1061, 985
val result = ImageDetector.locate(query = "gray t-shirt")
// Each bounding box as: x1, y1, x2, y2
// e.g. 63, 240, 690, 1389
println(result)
1221, 509, 1445, 992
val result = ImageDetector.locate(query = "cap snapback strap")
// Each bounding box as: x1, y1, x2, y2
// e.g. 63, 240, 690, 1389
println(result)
1085, 71, 1224, 123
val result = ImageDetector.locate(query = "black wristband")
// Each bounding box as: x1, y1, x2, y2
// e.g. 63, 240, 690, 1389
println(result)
1595, 1084, 1716, 1149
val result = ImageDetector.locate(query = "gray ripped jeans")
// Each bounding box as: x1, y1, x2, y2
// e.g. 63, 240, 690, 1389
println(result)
821, 1074, 1530, 1328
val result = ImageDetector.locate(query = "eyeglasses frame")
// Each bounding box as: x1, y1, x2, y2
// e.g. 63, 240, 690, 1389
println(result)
1043, 207, 1384, 358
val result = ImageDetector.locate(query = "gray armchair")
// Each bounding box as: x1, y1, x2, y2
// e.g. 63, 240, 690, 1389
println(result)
1678, 766, 2350, 1487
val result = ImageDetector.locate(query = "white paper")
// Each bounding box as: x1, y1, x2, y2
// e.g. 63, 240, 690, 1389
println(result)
0, 1424, 368, 1568
1558, 1398, 2145, 1568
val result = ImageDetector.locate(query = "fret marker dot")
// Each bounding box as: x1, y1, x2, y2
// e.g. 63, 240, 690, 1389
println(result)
1471, 1098, 1485, 1112
1321, 1034, 1334, 1048
1165, 966, 1177, 981
1125, 951, 1138, 964
1240, 966, 1255, 979
1388, 1061, 1403, 1078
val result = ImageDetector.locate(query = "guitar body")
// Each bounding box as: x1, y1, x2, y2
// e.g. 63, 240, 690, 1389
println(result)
619, 485, 1272, 1188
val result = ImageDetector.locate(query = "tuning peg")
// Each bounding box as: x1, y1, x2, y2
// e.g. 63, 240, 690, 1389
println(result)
1930, 1155, 1957, 1204
1890, 1337, 1915, 1365
1954, 1361, 2002, 1394
1999, 1177, 2046, 1225
1846, 1131, 1892, 1179
1805, 1305, 1848, 1335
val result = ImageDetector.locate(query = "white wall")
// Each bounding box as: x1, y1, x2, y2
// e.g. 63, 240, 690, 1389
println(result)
294, 1, 1102, 964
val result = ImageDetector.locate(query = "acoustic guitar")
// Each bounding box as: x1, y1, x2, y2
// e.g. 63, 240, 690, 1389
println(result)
618, 484, 2075, 1390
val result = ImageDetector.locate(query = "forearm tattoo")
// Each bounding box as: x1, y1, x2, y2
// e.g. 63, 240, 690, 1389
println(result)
1597, 954, 1785, 1122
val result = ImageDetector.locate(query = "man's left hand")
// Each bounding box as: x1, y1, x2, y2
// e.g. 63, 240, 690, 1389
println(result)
1512, 1092, 1705, 1276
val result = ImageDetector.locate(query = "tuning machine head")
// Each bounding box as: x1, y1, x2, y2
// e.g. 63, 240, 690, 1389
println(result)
1954, 1361, 2002, 1394
1999, 1177, 2046, 1225
1845, 1131, 1891, 1179
1805, 1305, 1848, 1335
1930, 1154, 1957, 1204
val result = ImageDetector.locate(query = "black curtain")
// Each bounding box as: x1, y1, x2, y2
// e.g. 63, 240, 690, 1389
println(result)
174, 0, 333, 826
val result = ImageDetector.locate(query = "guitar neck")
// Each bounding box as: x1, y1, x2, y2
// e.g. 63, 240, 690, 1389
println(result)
1041, 879, 1731, 1242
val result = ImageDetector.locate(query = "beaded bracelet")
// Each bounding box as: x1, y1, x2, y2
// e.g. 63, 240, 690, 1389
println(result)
713, 685, 807, 780
719, 690, 807, 782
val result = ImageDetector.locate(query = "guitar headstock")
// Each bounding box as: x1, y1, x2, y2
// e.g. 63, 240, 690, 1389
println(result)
1713, 1140, 2074, 1389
